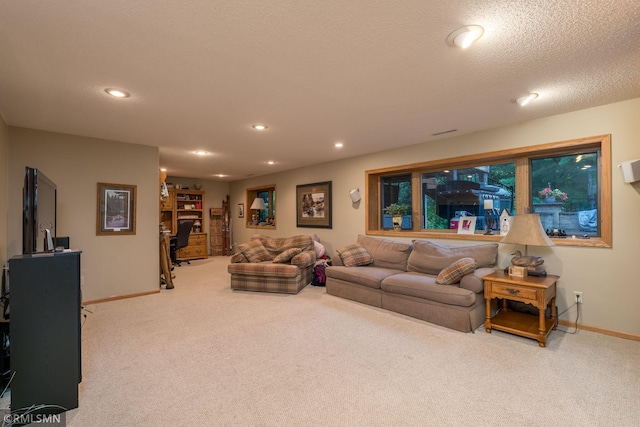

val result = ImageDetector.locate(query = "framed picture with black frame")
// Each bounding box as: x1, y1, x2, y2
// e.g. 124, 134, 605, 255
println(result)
96, 182, 137, 235
296, 181, 332, 228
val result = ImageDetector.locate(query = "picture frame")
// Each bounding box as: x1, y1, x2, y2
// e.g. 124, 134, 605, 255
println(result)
508, 265, 528, 278
296, 181, 332, 228
238, 203, 244, 218
457, 216, 477, 235
96, 183, 137, 235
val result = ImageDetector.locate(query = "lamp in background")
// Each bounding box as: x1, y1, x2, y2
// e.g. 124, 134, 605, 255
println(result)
500, 214, 555, 276
483, 199, 494, 235
250, 197, 266, 225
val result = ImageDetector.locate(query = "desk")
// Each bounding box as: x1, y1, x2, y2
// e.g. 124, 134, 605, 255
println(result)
160, 231, 174, 289
484, 271, 558, 347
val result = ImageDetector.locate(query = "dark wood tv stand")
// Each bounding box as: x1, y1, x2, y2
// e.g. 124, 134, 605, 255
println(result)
8, 251, 82, 416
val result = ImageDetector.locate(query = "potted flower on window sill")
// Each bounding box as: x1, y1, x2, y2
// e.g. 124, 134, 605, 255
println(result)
537, 187, 568, 203
384, 203, 410, 231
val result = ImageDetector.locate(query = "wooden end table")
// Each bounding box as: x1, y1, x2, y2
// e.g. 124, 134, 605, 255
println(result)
483, 271, 558, 347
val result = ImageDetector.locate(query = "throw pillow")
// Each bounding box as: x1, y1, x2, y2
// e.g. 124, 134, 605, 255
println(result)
238, 239, 273, 263
436, 257, 477, 285
314, 240, 326, 258
336, 243, 374, 267
273, 248, 303, 263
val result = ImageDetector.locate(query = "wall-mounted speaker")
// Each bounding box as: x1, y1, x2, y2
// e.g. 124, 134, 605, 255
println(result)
349, 188, 361, 203
618, 159, 640, 183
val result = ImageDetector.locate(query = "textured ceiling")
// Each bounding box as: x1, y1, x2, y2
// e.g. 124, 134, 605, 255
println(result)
1, 1, 639, 180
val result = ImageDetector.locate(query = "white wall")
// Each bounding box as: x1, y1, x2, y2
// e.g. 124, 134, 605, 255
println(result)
230, 98, 640, 336
8, 127, 159, 302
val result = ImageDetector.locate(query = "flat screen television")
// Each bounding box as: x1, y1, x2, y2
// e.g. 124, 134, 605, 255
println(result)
23, 166, 57, 254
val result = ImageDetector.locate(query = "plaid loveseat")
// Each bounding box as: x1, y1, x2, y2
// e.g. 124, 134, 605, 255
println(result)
228, 234, 316, 294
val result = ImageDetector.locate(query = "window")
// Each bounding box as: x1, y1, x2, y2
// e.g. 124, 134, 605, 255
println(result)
381, 174, 412, 230
365, 135, 611, 247
420, 163, 515, 231
246, 185, 276, 228
531, 151, 599, 237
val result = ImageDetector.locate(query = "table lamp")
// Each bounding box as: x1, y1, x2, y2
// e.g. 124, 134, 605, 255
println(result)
483, 199, 494, 235
500, 213, 555, 276
250, 197, 266, 225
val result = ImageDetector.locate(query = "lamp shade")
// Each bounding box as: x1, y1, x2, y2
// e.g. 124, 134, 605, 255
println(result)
250, 197, 266, 210
500, 214, 554, 247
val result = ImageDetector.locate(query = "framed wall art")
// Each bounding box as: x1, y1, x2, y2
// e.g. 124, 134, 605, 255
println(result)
296, 181, 332, 228
238, 203, 244, 218
97, 182, 137, 235
457, 216, 477, 235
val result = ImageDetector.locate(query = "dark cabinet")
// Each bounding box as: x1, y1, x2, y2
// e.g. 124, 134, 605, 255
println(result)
8, 251, 82, 416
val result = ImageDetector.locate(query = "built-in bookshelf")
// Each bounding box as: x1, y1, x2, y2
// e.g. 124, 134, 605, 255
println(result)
159, 189, 208, 261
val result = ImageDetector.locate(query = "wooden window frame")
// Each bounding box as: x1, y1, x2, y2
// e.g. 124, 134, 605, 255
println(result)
365, 135, 612, 248
246, 184, 276, 229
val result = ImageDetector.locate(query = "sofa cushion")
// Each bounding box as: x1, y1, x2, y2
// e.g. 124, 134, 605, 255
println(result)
230, 251, 248, 263
290, 250, 316, 269
326, 265, 401, 289
239, 239, 273, 263
273, 247, 303, 263
436, 258, 477, 285
253, 234, 314, 256
336, 243, 374, 267
228, 262, 300, 278
407, 240, 498, 275
357, 235, 412, 270
381, 272, 476, 307
459, 267, 495, 293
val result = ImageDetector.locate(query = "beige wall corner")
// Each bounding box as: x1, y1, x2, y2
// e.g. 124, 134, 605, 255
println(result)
7, 127, 159, 301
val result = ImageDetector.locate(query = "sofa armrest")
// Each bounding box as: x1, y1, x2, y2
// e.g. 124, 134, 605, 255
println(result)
459, 267, 497, 293
291, 250, 316, 268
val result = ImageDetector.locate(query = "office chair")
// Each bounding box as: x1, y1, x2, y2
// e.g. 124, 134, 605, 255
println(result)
170, 220, 193, 267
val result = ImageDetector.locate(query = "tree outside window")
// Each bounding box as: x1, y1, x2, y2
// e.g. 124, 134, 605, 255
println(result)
531, 152, 599, 236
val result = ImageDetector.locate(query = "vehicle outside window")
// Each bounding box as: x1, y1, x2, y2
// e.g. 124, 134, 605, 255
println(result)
421, 163, 515, 232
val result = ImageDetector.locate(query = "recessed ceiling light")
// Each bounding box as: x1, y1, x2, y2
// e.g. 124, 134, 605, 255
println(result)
214, 174, 227, 177
104, 88, 130, 98
194, 150, 209, 155
514, 93, 539, 106
446, 25, 484, 48
334, 142, 344, 148
160, 168, 167, 172
266, 160, 275, 165
252, 124, 268, 130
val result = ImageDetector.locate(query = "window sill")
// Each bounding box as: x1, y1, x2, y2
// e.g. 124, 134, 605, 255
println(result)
246, 224, 276, 229
365, 230, 609, 247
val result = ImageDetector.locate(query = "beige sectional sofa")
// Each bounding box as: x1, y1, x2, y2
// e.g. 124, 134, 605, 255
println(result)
228, 234, 316, 294
326, 235, 498, 332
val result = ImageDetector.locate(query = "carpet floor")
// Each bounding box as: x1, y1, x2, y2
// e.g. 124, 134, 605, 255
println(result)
19, 256, 640, 426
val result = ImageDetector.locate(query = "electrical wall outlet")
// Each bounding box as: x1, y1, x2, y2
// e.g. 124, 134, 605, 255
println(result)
574, 291, 583, 304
